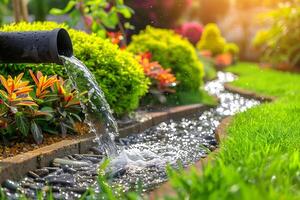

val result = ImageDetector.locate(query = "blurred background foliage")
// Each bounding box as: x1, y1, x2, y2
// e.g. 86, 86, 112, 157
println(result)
0, 0, 299, 69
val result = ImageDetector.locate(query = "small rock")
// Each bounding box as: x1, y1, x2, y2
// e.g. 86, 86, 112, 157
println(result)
34, 168, 49, 177
53, 158, 90, 167
27, 171, 40, 179
83, 157, 102, 164
89, 147, 103, 155
45, 167, 60, 173
35, 178, 45, 183
46, 174, 75, 186
108, 168, 126, 178
42, 186, 50, 192
67, 155, 77, 161
72, 154, 83, 160
208, 146, 217, 151
3, 180, 19, 191
62, 166, 77, 174
81, 154, 103, 159
51, 186, 61, 192
208, 140, 218, 146
67, 187, 87, 194
204, 135, 215, 141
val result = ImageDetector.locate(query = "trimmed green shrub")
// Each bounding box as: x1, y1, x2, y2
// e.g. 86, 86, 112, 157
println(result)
127, 26, 204, 92
0, 22, 149, 116
197, 23, 226, 55
224, 43, 240, 57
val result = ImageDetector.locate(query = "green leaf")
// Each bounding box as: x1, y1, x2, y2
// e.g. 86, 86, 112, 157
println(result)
116, 5, 134, 18
31, 121, 43, 144
49, 8, 65, 15
50, 0, 76, 15
70, 113, 82, 122
102, 12, 119, 29
16, 112, 30, 136
41, 106, 55, 113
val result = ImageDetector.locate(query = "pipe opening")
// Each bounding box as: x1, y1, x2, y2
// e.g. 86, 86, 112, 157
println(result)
57, 29, 73, 57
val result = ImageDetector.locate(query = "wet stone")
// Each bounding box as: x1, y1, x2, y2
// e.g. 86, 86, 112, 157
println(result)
62, 166, 77, 174
35, 178, 45, 183
208, 140, 218, 146
34, 168, 49, 177
27, 171, 40, 179
3, 180, 19, 191
53, 158, 90, 167
45, 167, 60, 173
46, 174, 75, 187
89, 147, 104, 155
67, 187, 87, 194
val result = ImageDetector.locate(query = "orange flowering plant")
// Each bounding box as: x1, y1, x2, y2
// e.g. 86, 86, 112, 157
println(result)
0, 71, 85, 144
137, 52, 178, 103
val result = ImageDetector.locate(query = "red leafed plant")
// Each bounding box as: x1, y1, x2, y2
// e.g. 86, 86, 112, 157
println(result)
138, 52, 178, 103
0, 71, 85, 144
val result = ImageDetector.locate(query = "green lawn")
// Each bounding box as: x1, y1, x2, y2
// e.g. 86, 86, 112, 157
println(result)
167, 62, 300, 200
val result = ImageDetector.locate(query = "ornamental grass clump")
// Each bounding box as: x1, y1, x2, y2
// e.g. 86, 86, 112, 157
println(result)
127, 26, 204, 93
0, 22, 149, 116
0, 71, 84, 144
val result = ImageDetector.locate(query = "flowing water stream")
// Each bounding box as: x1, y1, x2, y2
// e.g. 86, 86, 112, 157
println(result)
2, 59, 261, 199
60, 56, 119, 157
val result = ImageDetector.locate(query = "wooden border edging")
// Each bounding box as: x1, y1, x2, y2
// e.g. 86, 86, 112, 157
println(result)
0, 104, 212, 184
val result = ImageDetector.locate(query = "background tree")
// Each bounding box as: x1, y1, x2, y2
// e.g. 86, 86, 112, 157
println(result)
12, 0, 29, 22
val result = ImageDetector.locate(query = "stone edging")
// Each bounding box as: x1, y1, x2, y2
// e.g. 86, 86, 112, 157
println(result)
224, 83, 276, 102
0, 104, 211, 184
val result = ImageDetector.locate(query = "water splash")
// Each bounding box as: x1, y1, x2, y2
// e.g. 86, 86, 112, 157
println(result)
60, 56, 119, 157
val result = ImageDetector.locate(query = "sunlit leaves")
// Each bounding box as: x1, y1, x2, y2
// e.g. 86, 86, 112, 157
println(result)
49, 0, 134, 38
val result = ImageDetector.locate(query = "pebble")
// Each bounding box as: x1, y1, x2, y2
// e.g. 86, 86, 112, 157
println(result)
208, 140, 218, 146
62, 166, 77, 174
3, 180, 18, 191
67, 187, 87, 194
45, 167, 60, 173
81, 154, 103, 159
109, 168, 126, 178
27, 171, 40, 179
89, 147, 103, 155
53, 158, 90, 167
83, 157, 102, 163
34, 168, 49, 177
46, 174, 75, 187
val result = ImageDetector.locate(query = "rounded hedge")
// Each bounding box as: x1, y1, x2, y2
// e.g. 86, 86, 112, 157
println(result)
127, 26, 204, 92
197, 23, 226, 56
0, 22, 149, 116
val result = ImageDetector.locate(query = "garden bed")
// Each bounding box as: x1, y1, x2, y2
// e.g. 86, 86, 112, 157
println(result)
0, 104, 210, 184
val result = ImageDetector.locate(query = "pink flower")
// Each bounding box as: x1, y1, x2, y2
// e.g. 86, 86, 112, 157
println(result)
176, 22, 203, 45
84, 16, 93, 28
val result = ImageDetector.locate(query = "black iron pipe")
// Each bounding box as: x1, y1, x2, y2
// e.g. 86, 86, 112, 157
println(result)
0, 28, 73, 65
